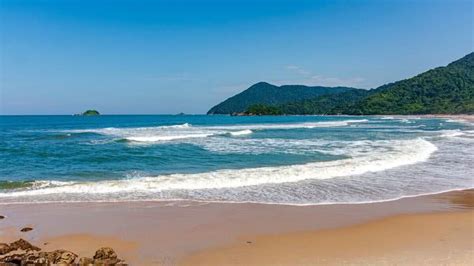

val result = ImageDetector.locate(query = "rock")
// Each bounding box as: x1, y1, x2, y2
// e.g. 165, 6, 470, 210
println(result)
0, 243, 124, 266
9, 239, 41, 252
0, 244, 123, 266
93, 258, 128, 265
22, 252, 51, 265
93, 247, 118, 260
37, 250, 78, 264
0, 215, 5, 219
93, 247, 127, 265
79, 257, 94, 266
0, 243, 11, 255
20, 227, 33, 232
0, 253, 23, 265
55, 250, 78, 264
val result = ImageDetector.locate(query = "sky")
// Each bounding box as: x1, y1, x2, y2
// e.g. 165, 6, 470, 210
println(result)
0, 0, 472, 115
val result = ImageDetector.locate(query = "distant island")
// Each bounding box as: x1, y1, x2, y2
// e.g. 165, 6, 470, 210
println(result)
80, 110, 100, 116
208, 52, 474, 115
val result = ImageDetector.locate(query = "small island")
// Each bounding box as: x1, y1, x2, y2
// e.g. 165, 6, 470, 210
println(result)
81, 110, 100, 116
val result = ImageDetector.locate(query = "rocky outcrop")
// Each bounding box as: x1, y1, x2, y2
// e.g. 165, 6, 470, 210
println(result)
0, 243, 11, 255
0, 239, 125, 265
92, 247, 127, 265
1, 253, 24, 264
93, 247, 117, 261
8, 239, 41, 252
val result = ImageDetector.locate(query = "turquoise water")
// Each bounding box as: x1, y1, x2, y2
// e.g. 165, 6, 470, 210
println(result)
0, 115, 473, 204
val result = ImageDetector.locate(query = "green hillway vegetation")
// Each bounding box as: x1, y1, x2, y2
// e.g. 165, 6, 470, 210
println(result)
207, 82, 356, 114
210, 52, 474, 116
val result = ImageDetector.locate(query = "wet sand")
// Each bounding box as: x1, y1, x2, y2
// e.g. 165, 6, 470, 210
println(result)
181, 211, 474, 266
1, 189, 473, 265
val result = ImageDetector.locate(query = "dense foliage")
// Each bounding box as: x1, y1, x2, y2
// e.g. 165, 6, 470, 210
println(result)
242, 52, 474, 115
348, 52, 474, 114
207, 82, 357, 114
245, 104, 283, 115
278, 89, 371, 115
82, 110, 100, 116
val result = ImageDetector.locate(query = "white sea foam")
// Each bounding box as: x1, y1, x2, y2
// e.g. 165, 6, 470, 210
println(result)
66, 120, 367, 136
0, 138, 437, 198
210, 119, 368, 130
229, 129, 253, 136
439, 130, 465, 138
444, 118, 474, 126
63, 120, 368, 144
126, 133, 213, 142
400, 119, 413, 123
67, 123, 192, 134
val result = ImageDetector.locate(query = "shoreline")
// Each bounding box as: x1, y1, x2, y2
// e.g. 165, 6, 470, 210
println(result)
1, 189, 473, 265
1, 114, 472, 265
1, 186, 472, 207
224, 113, 474, 122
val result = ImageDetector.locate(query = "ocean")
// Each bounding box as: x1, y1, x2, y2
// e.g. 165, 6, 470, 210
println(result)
0, 115, 472, 205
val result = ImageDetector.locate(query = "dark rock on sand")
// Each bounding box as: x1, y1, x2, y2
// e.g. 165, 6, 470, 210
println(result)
0, 215, 5, 219
9, 239, 41, 252
43, 249, 78, 264
93, 247, 127, 265
93, 247, 118, 261
0, 249, 78, 265
0, 253, 24, 265
0, 243, 10, 255
21, 252, 51, 264
0, 242, 125, 265
20, 227, 33, 232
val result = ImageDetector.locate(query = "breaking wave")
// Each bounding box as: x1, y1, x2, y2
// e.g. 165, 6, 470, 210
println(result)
64, 120, 367, 144
229, 129, 253, 136
0, 138, 437, 198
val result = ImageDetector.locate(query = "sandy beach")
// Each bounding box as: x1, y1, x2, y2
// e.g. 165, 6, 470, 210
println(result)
1, 0, 472, 264
1, 189, 473, 265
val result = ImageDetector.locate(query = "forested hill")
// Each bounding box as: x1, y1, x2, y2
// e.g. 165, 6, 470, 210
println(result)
206, 82, 359, 114
248, 52, 474, 115
343, 52, 474, 114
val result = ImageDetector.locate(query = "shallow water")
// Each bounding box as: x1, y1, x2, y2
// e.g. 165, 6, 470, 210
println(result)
0, 115, 473, 204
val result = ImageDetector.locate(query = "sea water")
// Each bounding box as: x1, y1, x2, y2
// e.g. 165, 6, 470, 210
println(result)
0, 115, 473, 205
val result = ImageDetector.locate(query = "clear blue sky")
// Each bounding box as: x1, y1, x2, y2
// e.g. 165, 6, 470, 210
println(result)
0, 0, 472, 114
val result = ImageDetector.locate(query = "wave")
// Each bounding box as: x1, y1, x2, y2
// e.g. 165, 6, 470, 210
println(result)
66, 123, 192, 134
210, 119, 368, 130
67, 120, 368, 134
229, 129, 253, 136
0, 180, 34, 190
0, 138, 437, 198
439, 129, 465, 138
60, 120, 368, 144
126, 133, 213, 142
400, 119, 414, 123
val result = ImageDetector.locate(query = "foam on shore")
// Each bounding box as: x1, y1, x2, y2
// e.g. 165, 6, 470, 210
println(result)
0, 138, 437, 198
